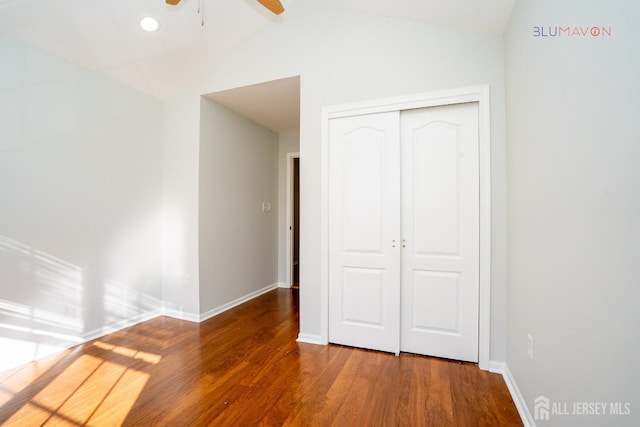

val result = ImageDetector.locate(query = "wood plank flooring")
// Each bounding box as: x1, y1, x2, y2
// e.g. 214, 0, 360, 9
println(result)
0, 289, 522, 426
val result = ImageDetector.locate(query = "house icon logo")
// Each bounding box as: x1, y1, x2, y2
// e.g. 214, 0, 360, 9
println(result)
535, 395, 550, 420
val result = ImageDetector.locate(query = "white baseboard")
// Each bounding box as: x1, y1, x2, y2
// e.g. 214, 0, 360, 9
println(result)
296, 333, 323, 345
163, 309, 200, 323
489, 360, 505, 374
277, 282, 290, 288
198, 283, 279, 322
503, 364, 536, 427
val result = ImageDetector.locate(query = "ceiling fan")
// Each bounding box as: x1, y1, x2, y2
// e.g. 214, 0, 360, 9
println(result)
165, 0, 284, 15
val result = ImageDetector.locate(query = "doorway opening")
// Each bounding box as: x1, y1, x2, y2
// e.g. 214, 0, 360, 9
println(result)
287, 153, 301, 289
203, 76, 301, 297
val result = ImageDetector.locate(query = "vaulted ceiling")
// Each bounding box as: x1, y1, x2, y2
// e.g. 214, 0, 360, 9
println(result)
0, 0, 515, 100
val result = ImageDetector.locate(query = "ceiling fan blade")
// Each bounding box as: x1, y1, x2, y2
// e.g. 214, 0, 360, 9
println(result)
166, 0, 181, 5
257, 0, 284, 15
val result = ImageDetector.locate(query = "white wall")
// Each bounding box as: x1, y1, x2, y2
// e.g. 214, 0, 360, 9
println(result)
277, 131, 300, 284
162, 3, 508, 362
161, 89, 201, 318
505, 1, 640, 425
198, 98, 279, 313
0, 35, 164, 371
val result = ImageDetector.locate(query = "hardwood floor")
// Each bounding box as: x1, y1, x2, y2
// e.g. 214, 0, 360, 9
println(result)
0, 289, 522, 426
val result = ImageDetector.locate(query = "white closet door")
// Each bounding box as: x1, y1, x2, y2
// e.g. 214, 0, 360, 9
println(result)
328, 112, 401, 354
400, 103, 480, 362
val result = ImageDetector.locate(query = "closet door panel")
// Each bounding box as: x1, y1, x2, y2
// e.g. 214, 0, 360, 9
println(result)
400, 103, 480, 362
328, 112, 401, 354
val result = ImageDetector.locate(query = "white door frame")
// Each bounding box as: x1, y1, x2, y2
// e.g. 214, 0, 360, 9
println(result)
320, 85, 492, 370
286, 152, 300, 287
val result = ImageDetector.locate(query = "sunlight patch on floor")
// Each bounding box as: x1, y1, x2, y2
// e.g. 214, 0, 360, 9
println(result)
93, 341, 161, 365
3, 347, 158, 425
0, 349, 73, 406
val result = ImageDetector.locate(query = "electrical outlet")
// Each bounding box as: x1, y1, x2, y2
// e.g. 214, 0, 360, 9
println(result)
527, 334, 534, 361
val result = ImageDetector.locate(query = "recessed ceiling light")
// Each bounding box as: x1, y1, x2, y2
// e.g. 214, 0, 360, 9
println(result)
140, 16, 159, 32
